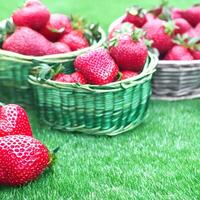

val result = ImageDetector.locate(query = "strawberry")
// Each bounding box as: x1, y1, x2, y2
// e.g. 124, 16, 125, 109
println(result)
174, 18, 192, 35
0, 135, 51, 186
59, 30, 89, 51
123, 6, 147, 28
24, 0, 42, 7
191, 50, 200, 60
171, 8, 183, 19
2, 27, 56, 56
109, 30, 148, 72
195, 23, 200, 35
143, 19, 175, 55
12, 1, 50, 31
185, 28, 199, 38
40, 14, 72, 42
74, 48, 119, 85
54, 42, 71, 54
121, 71, 138, 80
54, 72, 87, 84
164, 45, 193, 60
108, 22, 134, 40
180, 5, 200, 27
0, 104, 32, 137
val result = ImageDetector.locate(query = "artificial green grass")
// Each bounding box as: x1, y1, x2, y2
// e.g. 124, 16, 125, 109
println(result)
1, 0, 200, 200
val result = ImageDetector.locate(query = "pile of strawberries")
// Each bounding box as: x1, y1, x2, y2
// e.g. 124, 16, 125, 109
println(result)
51, 32, 148, 85
0, 104, 52, 186
109, 3, 200, 61
0, 0, 93, 56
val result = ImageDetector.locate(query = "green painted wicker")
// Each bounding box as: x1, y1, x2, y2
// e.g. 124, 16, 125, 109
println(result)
0, 19, 106, 106
28, 52, 158, 136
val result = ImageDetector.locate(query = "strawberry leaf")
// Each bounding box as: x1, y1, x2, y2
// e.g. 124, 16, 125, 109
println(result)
47, 26, 65, 33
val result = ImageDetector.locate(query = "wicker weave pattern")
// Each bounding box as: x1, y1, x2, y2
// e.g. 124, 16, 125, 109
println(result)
29, 53, 157, 136
152, 61, 200, 100
0, 19, 106, 105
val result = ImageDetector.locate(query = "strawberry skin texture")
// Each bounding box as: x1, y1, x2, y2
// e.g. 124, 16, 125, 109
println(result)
143, 20, 174, 55
121, 71, 138, 80
54, 72, 87, 84
174, 18, 192, 35
59, 31, 89, 51
12, 3, 50, 31
190, 50, 200, 60
2, 27, 56, 56
109, 22, 134, 40
164, 45, 193, 60
40, 14, 72, 42
171, 8, 183, 19
181, 6, 200, 27
54, 42, 71, 54
0, 135, 49, 186
0, 104, 32, 137
109, 35, 148, 72
74, 48, 119, 85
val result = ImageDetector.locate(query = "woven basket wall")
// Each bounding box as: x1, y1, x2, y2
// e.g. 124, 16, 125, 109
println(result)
0, 19, 106, 106
28, 52, 158, 136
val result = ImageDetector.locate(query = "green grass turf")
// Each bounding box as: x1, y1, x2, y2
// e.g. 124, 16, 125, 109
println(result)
1, 0, 200, 199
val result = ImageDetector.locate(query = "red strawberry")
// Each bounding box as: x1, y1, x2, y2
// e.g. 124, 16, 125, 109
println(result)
185, 28, 199, 38
74, 48, 119, 85
171, 8, 183, 19
121, 71, 138, 80
54, 72, 87, 84
59, 30, 89, 51
54, 42, 71, 54
0, 135, 51, 186
108, 22, 134, 40
123, 6, 147, 28
2, 27, 56, 56
24, 0, 42, 7
40, 14, 72, 42
174, 18, 192, 35
164, 45, 193, 60
180, 6, 200, 27
12, 1, 50, 31
190, 50, 200, 60
109, 30, 148, 72
146, 13, 155, 22
143, 19, 175, 55
0, 104, 32, 137
195, 23, 200, 35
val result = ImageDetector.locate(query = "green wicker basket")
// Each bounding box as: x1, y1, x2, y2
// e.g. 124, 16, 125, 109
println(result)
0, 19, 106, 106
28, 52, 158, 136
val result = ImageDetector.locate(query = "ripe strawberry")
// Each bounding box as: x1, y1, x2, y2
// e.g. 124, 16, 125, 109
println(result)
195, 23, 200, 35
0, 104, 32, 137
54, 42, 71, 54
24, 0, 42, 7
109, 30, 148, 72
40, 14, 72, 42
190, 50, 200, 60
108, 22, 134, 40
0, 135, 51, 186
143, 19, 175, 55
59, 30, 89, 51
2, 27, 56, 56
123, 6, 147, 28
180, 5, 200, 27
74, 48, 119, 85
174, 18, 192, 35
164, 45, 193, 60
121, 71, 138, 80
185, 28, 199, 38
12, 1, 50, 31
171, 8, 182, 19
54, 72, 87, 84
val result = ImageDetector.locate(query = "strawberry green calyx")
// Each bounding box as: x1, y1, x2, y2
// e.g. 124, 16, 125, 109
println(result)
127, 6, 147, 18
31, 63, 65, 81
0, 102, 5, 107
48, 147, 60, 167
84, 23, 101, 44
109, 37, 119, 48
164, 21, 175, 36
131, 28, 145, 41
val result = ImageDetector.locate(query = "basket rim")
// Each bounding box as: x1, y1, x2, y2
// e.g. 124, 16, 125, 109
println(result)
0, 18, 106, 60
109, 16, 200, 65
28, 51, 158, 92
